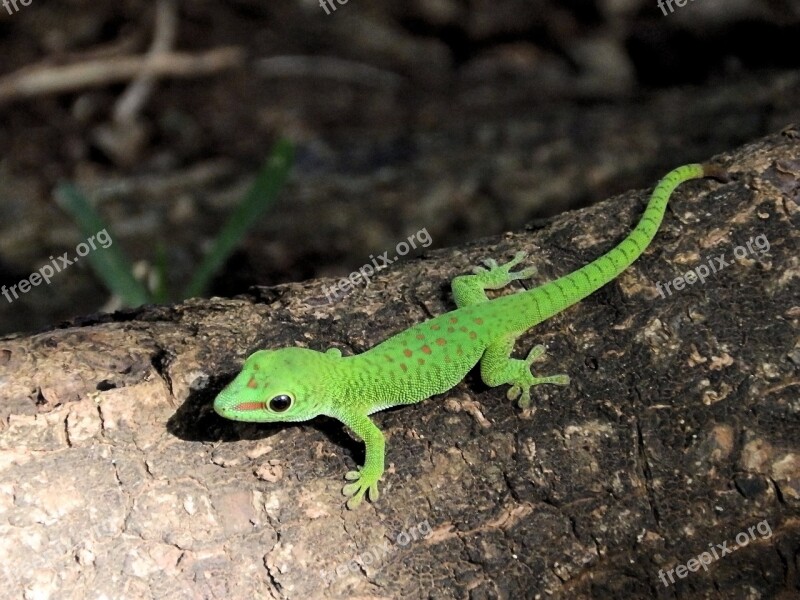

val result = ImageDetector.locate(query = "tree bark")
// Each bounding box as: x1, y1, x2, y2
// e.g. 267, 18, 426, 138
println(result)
1, 126, 798, 599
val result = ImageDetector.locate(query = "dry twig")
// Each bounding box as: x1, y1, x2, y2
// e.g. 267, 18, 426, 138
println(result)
256, 55, 404, 88
113, 0, 179, 123
0, 47, 244, 105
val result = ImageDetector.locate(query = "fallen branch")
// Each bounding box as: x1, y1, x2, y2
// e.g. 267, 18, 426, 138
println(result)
0, 127, 797, 598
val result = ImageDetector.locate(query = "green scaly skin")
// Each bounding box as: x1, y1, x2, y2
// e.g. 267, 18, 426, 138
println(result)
214, 163, 726, 509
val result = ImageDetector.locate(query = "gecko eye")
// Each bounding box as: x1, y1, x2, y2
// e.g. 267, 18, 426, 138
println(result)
268, 394, 293, 412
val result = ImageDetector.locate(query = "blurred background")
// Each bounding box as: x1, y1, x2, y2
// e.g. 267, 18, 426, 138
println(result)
1, 0, 798, 335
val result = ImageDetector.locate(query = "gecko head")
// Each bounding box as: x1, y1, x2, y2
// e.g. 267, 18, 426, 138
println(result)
213, 348, 334, 423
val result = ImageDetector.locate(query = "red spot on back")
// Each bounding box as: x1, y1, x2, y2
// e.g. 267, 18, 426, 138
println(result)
444, 355, 452, 363
449, 317, 458, 324
235, 402, 264, 411
421, 345, 432, 354
473, 318, 484, 325
400, 363, 408, 372
469, 331, 477, 340
435, 338, 446, 346
418, 358, 425, 365
459, 326, 468, 333
247, 377, 258, 389
403, 348, 413, 358
431, 324, 441, 331
457, 346, 464, 355
447, 326, 455, 333
416, 333, 425, 340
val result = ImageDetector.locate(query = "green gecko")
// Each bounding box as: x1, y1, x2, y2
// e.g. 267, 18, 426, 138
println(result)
214, 163, 726, 509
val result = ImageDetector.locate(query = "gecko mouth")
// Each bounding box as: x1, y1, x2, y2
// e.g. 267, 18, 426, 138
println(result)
233, 402, 265, 411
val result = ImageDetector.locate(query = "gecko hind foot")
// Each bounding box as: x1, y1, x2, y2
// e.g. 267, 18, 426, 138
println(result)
506, 345, 570, 408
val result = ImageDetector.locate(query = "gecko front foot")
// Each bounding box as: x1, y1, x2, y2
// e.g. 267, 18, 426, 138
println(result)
342, 467, 381, 510
506, 345, 570, 408
471, 251, 537, 285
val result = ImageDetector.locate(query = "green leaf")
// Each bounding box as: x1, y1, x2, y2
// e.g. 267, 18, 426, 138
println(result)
152, 241, 170, 304
55, 184, 151, 307
184, 138, 294, 299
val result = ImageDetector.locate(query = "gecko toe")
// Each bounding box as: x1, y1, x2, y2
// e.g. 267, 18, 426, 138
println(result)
513, 266, 537, 280
548, 374, 570, 385
345, 492, 364, 510
342, 481, 361, 496
368, 483, 380, 502
517, 389, 532, 408
526, 345, 546, 363
505, 251, 527, 269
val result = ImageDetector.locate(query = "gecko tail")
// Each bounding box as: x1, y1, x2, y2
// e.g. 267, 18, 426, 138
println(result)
515, 162, 725, 325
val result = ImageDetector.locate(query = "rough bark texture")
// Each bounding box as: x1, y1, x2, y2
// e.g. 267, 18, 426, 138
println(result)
0, 127, 798, 599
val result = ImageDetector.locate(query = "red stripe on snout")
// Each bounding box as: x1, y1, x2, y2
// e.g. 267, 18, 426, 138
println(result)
234, 402, 264, 411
